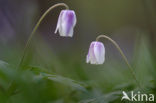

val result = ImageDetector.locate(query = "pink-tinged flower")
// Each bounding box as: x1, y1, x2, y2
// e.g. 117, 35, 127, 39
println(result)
55, 10, 77, 37
86, 41, 105, 64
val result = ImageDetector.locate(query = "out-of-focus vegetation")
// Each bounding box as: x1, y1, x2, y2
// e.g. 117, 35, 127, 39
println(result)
0, 0, 156, 103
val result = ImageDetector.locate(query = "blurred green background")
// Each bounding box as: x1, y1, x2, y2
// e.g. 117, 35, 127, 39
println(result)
0, 0, 156, 103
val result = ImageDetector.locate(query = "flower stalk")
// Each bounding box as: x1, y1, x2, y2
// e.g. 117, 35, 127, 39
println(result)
96, 35, 142, 89
7, 3, 70, 95
18, 3, 69, 68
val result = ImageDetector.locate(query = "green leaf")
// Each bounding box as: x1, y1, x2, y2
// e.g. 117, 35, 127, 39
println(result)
0, 60, 11, 71
25, 66, 48, 74
0, 60, 16, 93
41, 73, 87, 92
79, 91, 121, 103
0, 60, 16, 79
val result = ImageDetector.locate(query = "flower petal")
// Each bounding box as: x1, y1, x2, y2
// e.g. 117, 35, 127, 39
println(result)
54, 10, 64, 34
94, 42, 105, 64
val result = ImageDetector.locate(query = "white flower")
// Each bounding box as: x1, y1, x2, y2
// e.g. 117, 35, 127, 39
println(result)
55, 10, 77, 37
86, 41, 105, 64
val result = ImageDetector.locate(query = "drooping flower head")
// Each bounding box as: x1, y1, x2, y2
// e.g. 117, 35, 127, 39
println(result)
86, 41, 105, 64
55, 10, 77, 37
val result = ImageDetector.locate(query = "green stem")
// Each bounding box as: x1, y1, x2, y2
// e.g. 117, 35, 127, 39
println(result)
7, 3, 69, 95
18, 3, 69, 68
96, 35, 142, 89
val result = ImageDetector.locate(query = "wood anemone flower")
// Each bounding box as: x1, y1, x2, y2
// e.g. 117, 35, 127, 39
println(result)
86, 41, 105, 64
55, 10, 77, 37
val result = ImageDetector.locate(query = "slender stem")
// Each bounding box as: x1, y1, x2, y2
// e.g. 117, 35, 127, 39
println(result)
18, 3, 69, 68
96, 35, 142, 89
7, 3, 69, 95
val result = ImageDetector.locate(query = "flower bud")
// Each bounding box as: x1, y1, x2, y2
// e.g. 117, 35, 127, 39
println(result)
55, 10, 77, 37
86, 41, 105, 64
